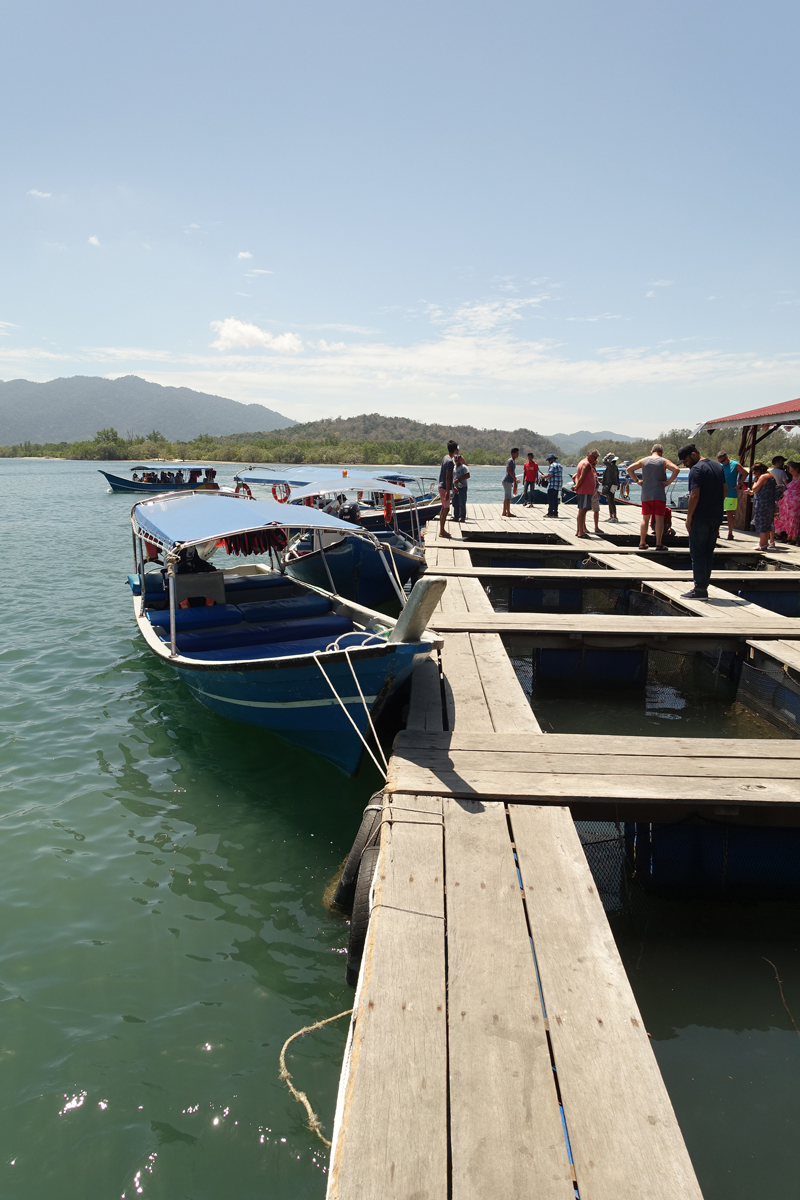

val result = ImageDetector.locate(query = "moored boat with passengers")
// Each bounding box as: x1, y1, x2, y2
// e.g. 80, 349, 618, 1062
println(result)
234, 465, 441, 535
100, 464, 222, 493
128, 491, 445, 774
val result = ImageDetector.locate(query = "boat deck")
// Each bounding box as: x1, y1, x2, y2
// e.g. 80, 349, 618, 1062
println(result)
326, 495, 800, 1198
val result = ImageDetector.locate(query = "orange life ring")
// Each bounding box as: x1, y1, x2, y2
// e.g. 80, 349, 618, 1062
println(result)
272, 482, 291, 503
383, 492, 393, 523
236, 481, 253, 498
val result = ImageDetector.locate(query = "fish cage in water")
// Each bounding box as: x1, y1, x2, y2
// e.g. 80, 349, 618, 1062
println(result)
577, 819, 800, 918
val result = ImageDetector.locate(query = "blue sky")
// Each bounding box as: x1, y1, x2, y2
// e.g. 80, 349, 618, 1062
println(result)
2, 0, 799, 435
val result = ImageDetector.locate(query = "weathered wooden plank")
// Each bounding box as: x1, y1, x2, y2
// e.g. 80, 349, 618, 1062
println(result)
406, 653, 444, 732
444, 798, 575, 1200
426, 565, 800, 585
645, 578, 771, 619
441, 634, 495, 732
327, 793, 447, 1200
397, 748, 800, 778
748, 638, 800, 674
428, 539, 764, 555
428, 612, 795, 636
459, 576, 494, 613
393, 729, 800, 757
510, 805, 703, 1200
387, 764, 799, 805
469, 632, 542, 733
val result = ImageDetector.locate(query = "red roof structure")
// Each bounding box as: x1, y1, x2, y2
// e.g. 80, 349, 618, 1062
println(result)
695, 397, 800, 433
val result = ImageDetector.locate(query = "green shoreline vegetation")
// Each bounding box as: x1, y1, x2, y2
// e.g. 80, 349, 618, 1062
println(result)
2, 420, 798, 468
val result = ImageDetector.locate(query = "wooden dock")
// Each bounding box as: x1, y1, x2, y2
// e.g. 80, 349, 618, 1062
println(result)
326, 496, 800, 1198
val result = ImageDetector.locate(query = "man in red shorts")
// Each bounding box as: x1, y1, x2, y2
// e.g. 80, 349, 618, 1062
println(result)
626, 443, 680, 551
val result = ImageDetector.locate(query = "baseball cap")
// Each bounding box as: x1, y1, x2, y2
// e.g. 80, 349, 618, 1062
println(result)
546, 454, 557, 461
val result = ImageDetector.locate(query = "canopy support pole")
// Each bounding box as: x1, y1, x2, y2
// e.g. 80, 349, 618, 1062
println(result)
167, 557, 178, 657
319, 543, 337, 594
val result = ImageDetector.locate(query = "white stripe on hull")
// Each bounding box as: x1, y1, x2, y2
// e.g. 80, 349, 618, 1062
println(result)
196, 688, 377, 709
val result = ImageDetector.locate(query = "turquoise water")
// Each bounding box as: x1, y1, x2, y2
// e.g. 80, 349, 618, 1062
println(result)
0, 459, 382, 1199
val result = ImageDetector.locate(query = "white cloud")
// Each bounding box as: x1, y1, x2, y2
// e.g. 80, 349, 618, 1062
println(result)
88, 236, 100, 247
28, 189, 51, 198
244, 269, 272, 278
209, 317, 302, 353
184, 223, 202, 234
237, 251, 252, 259
566, 313, 623, 323
0, 321, 19, 336
431, 295, 548, 335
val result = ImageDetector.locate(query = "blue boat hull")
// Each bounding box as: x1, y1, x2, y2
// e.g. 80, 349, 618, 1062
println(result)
285, 534, 424, 607
171, 641, 429, 774
100, 470, 218, 494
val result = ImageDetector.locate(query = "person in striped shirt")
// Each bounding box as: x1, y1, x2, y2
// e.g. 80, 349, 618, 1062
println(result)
542, 454, 563, 517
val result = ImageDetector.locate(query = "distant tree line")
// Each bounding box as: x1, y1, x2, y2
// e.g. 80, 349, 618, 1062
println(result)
0, 418, 561, 465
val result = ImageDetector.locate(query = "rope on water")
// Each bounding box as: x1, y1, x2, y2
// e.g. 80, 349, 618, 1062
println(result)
278, 1009, 354, 1148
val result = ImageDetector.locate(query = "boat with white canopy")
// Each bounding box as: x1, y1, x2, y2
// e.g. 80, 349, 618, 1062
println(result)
128, 491, 444, 774
234, 465, 441, 534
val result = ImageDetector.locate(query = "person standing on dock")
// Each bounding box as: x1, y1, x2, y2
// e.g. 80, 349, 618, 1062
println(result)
601, 453, 621, 522
522, 453, 539, 506
542, 453, 562, 517
452, 453, 470, 522
438, 439, 458, 539
626, 444, 680, 552
746, 463, 778, 550
716, 451, 747, 540
678, 442, 726, 599
573, 448, 599, 538
502, 447, 520, 518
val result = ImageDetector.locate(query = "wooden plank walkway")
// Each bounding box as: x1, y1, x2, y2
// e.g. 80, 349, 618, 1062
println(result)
427, 612, 798, 638
387, 730, 800, 810
328, 497, 800, 1199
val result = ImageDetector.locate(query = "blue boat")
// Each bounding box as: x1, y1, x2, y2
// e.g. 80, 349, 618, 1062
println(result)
285, 529, 425, 607
101, 464, 223, 493
129, 492, 444, 774
276, 474, 426, 607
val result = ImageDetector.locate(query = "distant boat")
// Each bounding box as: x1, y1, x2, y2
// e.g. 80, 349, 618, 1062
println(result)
128, 491, 444, 774
100, 464, 222, 493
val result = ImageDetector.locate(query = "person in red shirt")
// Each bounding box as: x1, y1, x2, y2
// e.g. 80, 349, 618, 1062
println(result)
522, 453, 539, 506
573, 449, 599, 537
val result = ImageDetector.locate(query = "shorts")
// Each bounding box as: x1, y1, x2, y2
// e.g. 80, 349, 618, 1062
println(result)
576, 494, 593, 510
591, 493, 600, 512
642, 499, 667, 517
438, 485, 450, 511
723, 497, 739, 512
502, 479, 514, 500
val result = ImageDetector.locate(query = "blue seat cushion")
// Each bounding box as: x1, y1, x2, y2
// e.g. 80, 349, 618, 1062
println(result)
127, 573, 166, 596
148, 604, 244, 632
168, 614, 353, 654
223, 573, 293, 594
183, 632, 374, 662
237, 595, 331, 623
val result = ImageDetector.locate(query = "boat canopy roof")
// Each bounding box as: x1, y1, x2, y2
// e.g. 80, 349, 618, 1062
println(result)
287, 475, 415, 501
128, 463, 217, 472
132, 492, 373, 551
234, 466, 420, 487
